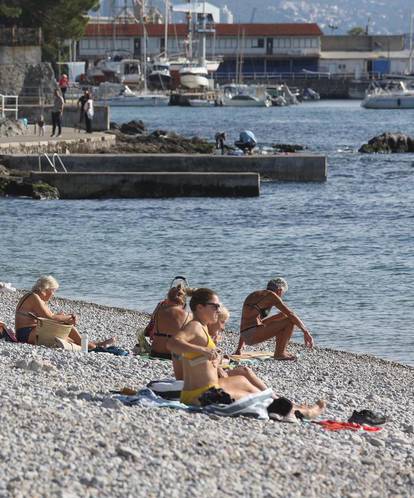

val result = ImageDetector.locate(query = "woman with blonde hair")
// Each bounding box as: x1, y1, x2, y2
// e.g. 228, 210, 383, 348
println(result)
15, 275, 114, 349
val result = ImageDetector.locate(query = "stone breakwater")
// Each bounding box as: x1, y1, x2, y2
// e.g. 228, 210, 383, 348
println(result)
0, 291, 413, 498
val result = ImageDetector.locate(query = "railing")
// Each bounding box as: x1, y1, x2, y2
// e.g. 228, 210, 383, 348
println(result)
0, 94, 18, 119
38, 153, 68, 173
214, 71, 385, 82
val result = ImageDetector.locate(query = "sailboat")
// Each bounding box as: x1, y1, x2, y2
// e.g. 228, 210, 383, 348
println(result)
178, 1, 213, 89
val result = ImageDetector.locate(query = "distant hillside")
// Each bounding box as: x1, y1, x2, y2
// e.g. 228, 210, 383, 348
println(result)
209, 0, 412, 35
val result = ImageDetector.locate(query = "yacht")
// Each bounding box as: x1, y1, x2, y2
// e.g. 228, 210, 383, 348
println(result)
87, 51, 142, 86
361, 81, 414, 109
148, 61, 172, 90
96, 85, 170, 107
221, 84, 272, 107
179, 65, 209, 89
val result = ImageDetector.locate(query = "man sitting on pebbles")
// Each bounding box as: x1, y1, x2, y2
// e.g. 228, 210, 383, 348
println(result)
15, 275, 115, 350
167, 287, 326, 419
236, 277, 314, 360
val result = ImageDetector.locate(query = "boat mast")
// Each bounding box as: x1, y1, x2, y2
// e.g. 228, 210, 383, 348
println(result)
409, 13, 414, 74
142, 0, 148, 92
164, 0, 169, 59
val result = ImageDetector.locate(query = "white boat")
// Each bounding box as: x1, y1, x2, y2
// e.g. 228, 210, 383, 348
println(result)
179, 65, 209, 89
361, 81, 414, 109
188, 98, 215, 107
97, 86, 170, 107
88, 51, 142, 86
221, 84, 272, 107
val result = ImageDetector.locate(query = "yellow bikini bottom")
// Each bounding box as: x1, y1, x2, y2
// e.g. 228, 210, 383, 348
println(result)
180, 383, 219, 405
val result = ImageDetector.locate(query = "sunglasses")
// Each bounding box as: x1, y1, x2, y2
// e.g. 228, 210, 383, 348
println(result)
205, 302, 221, 311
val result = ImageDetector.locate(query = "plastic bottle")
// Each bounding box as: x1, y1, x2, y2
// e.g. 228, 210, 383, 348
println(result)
81, 331, 89, 353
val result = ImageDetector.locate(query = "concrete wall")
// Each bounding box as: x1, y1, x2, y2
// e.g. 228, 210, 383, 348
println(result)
322, 35, 405, 52
18, 105, 111, 131
30, 171, 260, 198
6, 153, 327, 182
0, 135, 115, 156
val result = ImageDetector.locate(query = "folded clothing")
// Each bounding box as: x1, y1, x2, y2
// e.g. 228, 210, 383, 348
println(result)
92, 345, 129, 356
316, 420, 383, 432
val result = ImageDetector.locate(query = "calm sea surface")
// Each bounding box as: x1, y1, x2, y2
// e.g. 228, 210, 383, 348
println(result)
1, 101, 413, 365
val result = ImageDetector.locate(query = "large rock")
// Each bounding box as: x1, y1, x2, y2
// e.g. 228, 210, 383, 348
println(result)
0, 118, 27, 137
359, 132, 414, 153
119, 120, 146, 135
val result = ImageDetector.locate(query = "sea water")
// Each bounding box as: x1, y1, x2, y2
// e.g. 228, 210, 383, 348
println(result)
1, 101, 413, 365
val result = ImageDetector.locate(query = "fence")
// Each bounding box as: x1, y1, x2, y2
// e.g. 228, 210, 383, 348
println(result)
0, 94, 18, 119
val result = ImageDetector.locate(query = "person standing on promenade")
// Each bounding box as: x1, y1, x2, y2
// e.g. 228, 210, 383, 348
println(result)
235, 277, 314, 360
51, 89, 64, 138
83, 92, 94, 134
58, 73, 69, 102
77, 90, 89, 128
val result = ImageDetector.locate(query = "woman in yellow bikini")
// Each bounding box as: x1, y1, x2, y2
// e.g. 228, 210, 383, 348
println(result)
167, 288, 264, 406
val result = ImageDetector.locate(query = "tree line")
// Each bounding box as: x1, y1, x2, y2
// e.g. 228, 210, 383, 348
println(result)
0, 0, 100, 60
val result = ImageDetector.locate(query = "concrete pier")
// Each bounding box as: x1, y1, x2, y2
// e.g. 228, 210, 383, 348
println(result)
29, 172, 260, 198
6, 153, 327, 182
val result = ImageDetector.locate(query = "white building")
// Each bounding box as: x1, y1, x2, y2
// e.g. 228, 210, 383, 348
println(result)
221, 5, 233, 24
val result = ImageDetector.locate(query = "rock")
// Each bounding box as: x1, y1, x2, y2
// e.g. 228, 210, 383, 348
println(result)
359, 132, 414, 153
119, 120, 146, 135
367, 436, 385, 447
402, 424, 414, 433
101, 397, 122, 409
272, 143, 305, 153
116, 445, 140, 461
31, 182, 60, 200
0, 164, 10, 176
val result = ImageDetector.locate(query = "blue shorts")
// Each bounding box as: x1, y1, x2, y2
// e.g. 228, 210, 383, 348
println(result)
16, 327, 34, 343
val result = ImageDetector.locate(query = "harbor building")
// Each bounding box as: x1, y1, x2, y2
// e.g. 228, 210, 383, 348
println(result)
80, 22, 322, 78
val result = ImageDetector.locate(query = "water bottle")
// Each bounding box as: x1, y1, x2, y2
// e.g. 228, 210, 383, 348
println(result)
81, 331, 89, 353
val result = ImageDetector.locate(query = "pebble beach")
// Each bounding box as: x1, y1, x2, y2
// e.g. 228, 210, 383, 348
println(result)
0, 290, 413, 498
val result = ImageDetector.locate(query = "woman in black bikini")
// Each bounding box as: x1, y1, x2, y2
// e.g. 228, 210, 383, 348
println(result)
149, 277, 193, 379
235, 277, 314, 360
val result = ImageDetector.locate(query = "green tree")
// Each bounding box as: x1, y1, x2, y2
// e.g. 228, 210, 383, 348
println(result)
0, 1, 22, 23
347, 26, 366, 36
1, 0, 100, 60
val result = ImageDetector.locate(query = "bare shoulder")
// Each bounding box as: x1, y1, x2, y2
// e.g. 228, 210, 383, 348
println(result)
244, 289, 266, 304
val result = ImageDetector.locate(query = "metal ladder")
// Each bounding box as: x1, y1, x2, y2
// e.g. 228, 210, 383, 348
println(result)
38, 153, 68, 173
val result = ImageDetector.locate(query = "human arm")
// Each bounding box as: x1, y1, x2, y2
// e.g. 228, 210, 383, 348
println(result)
271, 293, 314, 349
32, 295, 76, 325
167, 323, 218, 361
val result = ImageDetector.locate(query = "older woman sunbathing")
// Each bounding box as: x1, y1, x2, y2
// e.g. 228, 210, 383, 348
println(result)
167, 288, 325, 419
15, 275, 114, 350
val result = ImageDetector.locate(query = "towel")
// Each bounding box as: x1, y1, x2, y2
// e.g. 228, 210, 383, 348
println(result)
115, 387, 274, 420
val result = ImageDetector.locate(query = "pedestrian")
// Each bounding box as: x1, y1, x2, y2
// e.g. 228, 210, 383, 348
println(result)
215, 132, 226, 155
83, 92, 94, 134
36, 114, 45, 136
77, 90, 89, 128
58, 73, 69, 102
51, 88, 64, 138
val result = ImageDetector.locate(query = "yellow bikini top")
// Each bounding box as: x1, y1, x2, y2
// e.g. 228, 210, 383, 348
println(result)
182, 324, 215, 360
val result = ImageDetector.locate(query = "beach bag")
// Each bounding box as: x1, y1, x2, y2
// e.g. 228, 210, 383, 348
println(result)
35, 317, 73, 347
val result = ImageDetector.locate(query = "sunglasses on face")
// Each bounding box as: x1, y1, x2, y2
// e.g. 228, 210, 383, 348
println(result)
205, 302, 221, 311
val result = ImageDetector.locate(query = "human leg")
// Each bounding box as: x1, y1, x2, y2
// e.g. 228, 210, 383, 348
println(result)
241, 317, 295, 360
293, 400, 326, 419
227, 366, 268, 391
51, 112, 57, 136
172, 355, 183, 380
68, 327, 115, 350
218, 374, 261, 401
56, 113, 62, 136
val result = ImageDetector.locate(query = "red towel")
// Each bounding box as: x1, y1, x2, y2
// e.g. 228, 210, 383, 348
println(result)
316, 420, 383, 432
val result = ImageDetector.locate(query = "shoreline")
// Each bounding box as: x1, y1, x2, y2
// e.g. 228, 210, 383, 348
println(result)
3, 288, 412, 369
0, 290, 413, 496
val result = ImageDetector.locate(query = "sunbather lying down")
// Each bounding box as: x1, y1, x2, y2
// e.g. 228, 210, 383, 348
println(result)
167, 287, 326, 419
15, 275, 115, 350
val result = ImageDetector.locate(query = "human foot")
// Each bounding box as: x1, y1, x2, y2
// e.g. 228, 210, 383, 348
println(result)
297, 399, 327, 420
274, 353, 297, 361
97, 336, 116, 348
